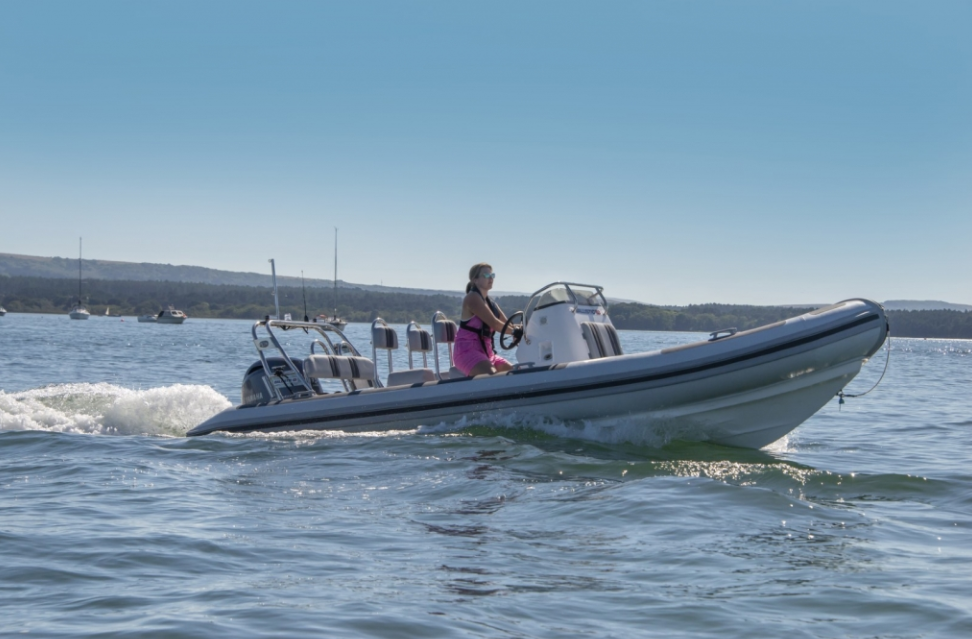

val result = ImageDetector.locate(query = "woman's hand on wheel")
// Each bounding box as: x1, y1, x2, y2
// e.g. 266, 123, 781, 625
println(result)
499, 312, 525, 350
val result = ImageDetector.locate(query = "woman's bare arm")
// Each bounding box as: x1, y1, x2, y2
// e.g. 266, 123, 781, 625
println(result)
464, 293, 511, 333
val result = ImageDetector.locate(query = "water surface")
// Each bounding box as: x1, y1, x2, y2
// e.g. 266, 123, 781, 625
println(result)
2, 313, 970, 638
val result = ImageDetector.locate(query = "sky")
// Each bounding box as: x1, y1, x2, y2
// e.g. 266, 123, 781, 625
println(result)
1, 1, 969, 305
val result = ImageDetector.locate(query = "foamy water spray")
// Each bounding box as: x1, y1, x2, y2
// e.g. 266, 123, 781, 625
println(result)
0, 383, 231, 436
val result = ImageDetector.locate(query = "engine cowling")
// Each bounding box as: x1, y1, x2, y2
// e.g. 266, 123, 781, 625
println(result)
241, 357, 320, 405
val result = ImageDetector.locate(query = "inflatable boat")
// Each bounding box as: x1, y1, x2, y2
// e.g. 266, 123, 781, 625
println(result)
187, 282, 889, 449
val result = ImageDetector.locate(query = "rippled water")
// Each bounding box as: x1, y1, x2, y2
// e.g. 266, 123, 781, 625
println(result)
2, 313, 970, 638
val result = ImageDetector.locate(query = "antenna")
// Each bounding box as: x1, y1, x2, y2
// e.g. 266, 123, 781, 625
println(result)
268, 259, 280, 320
301, 270, 309, 323
333, 227, 338, 317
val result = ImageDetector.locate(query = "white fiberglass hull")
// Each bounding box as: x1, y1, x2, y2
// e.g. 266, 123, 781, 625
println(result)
319, 316, 347, 329
189, 299, 889, 449
69, 310, 90, 320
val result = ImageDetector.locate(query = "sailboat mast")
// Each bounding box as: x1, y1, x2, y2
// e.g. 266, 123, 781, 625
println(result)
78, 237, 82, 302
333, 227, 338, 316
301, 270, 308, 323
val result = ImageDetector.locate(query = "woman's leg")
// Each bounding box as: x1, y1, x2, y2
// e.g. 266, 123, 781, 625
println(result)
468, 360, 497, 377
493, 360, 513, 373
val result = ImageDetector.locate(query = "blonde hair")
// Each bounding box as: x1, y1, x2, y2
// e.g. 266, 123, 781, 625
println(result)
466, 262, 493, 293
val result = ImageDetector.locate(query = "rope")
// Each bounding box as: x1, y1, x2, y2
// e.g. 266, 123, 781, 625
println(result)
274, 367, 298, 394
838, 332, 891, 407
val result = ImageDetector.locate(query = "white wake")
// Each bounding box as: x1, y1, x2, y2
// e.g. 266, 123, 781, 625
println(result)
0, 383, 232, 437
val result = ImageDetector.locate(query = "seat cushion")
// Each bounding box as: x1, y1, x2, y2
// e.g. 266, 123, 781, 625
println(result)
372, 326, 399, 350
433, 319, 457, 344
386, 368, 437, 387
581, 322, 623, 359
303, 355, 376, 381
407, 327, 433, 352
447, 366, 466, 379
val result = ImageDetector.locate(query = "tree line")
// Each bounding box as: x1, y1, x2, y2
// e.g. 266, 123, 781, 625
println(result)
0, 275, 464, 324
1, 275, 970, 338
609, 301, 972, 339
608, 302, 815, 333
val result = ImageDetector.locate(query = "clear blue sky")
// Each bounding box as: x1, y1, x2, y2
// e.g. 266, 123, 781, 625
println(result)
1, 1, 969, 305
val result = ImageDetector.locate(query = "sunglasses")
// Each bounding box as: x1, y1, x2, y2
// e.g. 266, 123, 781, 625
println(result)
478, 272, 496, 280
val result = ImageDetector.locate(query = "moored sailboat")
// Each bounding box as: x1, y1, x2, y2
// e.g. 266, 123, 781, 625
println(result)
68, 238, 90, 320
319, 227, 347, 329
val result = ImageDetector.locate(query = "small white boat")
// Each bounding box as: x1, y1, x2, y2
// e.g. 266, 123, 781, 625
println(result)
317, 314, 348, 329
0, 305, 7, 316
69, 305, 90, 320
137, 314, 157, 323
188, 282, 889, 449
156, 307, 187, 324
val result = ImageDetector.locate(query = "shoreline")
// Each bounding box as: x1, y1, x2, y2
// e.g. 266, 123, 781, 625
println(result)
3, 309, 970, 341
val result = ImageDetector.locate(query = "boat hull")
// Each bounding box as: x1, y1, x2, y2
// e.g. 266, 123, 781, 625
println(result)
318, 316, 347, 329
189, 299, 889, 449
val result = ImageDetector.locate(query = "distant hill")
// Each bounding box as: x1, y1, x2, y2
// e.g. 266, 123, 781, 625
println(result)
882, 300, 972, 312
0, 252, 464, 297
4, 253, 968, 311
0, 252, 566, 300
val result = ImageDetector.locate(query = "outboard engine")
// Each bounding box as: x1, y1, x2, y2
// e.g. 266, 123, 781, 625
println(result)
241, 357, 321, 405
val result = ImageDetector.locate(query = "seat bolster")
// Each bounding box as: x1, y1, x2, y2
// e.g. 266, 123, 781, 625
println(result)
447, 366, 466, 379
433, 320, 458, 344
407, 328, 433, 352
303, 355, 376, 381
581, 322, 623, 359
372, 326, 399, 350
386, 368, 437, 387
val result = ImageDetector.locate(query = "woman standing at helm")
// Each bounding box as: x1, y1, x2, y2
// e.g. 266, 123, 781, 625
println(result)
454, 263, 517, 376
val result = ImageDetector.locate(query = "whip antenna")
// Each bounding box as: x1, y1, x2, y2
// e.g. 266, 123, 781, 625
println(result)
301, 270, 309, 331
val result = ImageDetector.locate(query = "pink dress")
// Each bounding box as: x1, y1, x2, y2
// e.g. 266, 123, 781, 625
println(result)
453, 314, 510, 375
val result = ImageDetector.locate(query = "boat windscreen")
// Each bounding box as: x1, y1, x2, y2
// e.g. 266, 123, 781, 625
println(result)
534, 286, 572, 310
571, 287, 602, 306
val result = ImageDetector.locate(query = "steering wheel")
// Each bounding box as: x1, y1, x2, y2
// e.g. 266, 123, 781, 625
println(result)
499, 311, 525, 350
